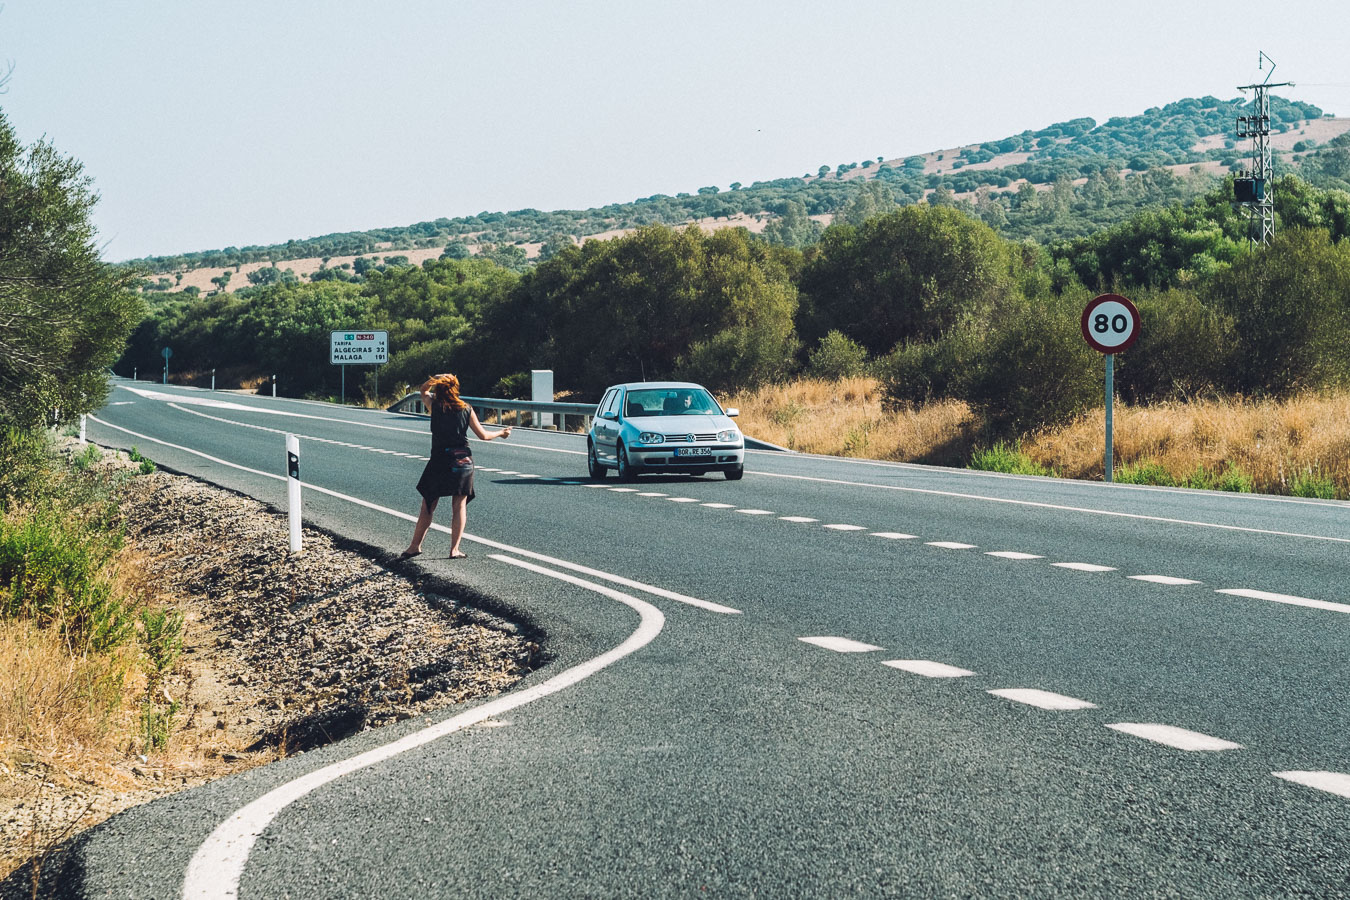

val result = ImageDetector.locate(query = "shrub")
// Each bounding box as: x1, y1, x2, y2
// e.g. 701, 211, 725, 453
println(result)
1183, 462, 1253, 492
1113, 461, 1176, 486
970, 442, 1057, 476
1289, 467, 1338, 499
807, 330, 869, 380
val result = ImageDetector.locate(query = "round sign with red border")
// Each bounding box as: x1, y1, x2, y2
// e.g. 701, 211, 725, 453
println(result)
1080, 294, 1139, 354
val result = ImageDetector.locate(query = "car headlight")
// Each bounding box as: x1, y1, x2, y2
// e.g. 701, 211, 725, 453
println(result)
638, 432, 665, 445
718, 429, 740, 443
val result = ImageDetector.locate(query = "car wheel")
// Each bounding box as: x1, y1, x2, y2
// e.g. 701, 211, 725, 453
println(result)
724, 463, 744, 481
616, 442, 636, 482
588, 441, 608, 479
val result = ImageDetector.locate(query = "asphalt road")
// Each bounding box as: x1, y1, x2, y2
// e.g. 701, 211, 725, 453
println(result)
46, 379, 1350, 898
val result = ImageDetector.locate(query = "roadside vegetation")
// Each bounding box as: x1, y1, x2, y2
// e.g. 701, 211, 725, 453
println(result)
729, 377, 1349, 499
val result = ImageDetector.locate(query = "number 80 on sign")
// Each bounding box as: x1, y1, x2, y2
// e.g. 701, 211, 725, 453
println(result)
1080, 293, 1139, 354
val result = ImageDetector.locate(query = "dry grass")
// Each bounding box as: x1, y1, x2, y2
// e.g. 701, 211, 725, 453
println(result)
730, 379, 1350, 497
1025, 393, 1350, 495
726, 377, 978, 466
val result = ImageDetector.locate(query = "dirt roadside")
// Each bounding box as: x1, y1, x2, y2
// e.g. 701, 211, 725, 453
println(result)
0, 446, 540, 884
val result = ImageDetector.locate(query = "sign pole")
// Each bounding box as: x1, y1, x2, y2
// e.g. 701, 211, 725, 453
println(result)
341, 364, 345, 405
1104, 355, 1114, 483
286, 434, 302, 554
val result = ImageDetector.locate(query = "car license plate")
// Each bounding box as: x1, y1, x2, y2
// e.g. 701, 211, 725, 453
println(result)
674, 447, 712, 457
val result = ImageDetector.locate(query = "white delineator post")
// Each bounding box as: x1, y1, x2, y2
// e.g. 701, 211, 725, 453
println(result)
79, 414, 87, 446
286, 434, 302, 554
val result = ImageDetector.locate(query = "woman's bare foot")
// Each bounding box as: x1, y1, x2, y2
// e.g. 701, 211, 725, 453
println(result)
449, 550, 468, 559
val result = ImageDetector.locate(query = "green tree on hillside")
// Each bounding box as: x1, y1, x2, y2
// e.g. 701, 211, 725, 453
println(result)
0, 109, 142, 427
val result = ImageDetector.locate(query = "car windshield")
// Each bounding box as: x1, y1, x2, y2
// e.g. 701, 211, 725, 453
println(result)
625, 388, 721, 417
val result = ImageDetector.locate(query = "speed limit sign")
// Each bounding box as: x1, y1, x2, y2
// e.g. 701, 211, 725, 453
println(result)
1081, 294, 1139, 354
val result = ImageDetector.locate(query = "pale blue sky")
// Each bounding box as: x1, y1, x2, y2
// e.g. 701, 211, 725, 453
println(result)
4, 1, 1348, 261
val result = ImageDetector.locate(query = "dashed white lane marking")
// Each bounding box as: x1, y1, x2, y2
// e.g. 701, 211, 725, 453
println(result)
927, 541, 977, 550
1106, 723, 1243, 751
779, 516, 819, 523
1272, 771, 1350, 798
476, 467, 500, 471
666, 497, 700, 503
823, 524, 866, 531
1130, 575, 1201, 585
882, 660, 976, 678
182, 555, 666, 900
799, 636, 884, 653
1217, 588, 1350, 615
1054, 562, 1117, 572
871, 532, 918, 540
516, 473, 540, 478
583, 483, 609, 488
495, 470, 519, 476
986, 551, 1043, 560
609, 487, 639, 493
635, 492, 667, 497
736, 509, 775, 515
989, 689, 1097, 711
701, 502, 734, 508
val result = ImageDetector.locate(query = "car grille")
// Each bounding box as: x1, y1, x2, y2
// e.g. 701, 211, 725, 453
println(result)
663, 433, 718, 443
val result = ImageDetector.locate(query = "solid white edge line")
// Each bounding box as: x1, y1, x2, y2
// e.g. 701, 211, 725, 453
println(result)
1216, 588, 1350, 615
750, 470, 1350, 545
87, 416, 740, 616
182, 555, 665, 900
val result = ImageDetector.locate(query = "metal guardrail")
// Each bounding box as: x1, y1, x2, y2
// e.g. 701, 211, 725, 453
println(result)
388, 393, 596, 433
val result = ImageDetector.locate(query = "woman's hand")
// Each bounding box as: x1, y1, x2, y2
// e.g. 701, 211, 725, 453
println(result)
500, 426, 512, 439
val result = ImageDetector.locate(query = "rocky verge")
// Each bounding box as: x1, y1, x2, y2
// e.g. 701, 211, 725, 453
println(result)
1, 451, 538, 886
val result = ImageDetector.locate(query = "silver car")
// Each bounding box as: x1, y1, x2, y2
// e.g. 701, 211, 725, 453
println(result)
587, 381, 745, 481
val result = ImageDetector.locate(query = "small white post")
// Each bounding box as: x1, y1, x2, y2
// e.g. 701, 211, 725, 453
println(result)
132, 367, 137, 381
286, 434, 302, 554
211, 368, 216, 391
79, 414, 87, 446
272, 375, 277, 398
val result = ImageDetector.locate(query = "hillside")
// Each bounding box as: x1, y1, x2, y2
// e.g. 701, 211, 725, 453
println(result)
127, 93, 1349, 295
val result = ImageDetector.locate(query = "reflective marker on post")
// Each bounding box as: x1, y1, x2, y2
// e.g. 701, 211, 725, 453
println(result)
286, 434, 302, 554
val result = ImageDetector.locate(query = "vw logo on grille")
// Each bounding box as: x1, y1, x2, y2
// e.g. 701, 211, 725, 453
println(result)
685, 433, 695, 443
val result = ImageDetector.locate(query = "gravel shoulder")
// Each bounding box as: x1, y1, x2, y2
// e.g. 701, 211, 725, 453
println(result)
1, 448, 538, 883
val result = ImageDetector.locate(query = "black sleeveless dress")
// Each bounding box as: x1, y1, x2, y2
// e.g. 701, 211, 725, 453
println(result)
415, 405, 475, 503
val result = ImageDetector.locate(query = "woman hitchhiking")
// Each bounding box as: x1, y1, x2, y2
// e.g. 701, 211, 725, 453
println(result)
400, 373, 511, 560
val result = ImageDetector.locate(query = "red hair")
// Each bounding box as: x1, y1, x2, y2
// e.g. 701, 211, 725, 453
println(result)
430, 374, 467, 412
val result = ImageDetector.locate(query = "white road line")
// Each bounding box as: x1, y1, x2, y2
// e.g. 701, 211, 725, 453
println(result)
822, 524, 866, 531
1216, 588, 1350, 615
871, 532, 918, 540
182, 554, 665, 900
882, 660, 975, 678
988, 689, 1097, 710
1053, 562, 1117, 572
1272, 771, 1350, 799
608, 487, 639, 492
87, 416, 740, 616
666, 497, 701, 503
986, 551, 1043, 560
636, 492, 668, 497
583, 483, 609, 488
736, 509, 775, 515
751, 469, 1350, 545
926, 541, 977, 550
496, 470, 520, 476
799, 636, 883, 653
1129, 575, 1201, 585
1105, 723, 1243, 751
516, 473, 540, 479
779, 516, 818, 523
701, 502, 735, 508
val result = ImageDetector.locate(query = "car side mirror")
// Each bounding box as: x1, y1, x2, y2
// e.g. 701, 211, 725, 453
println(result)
601, 411, 618, 420
725, 407, 739, 417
